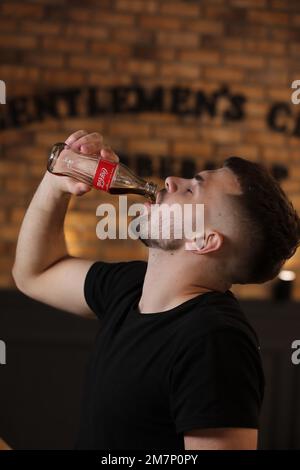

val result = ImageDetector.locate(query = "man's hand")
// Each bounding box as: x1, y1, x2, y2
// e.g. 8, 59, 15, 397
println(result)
46, 130, 119, 197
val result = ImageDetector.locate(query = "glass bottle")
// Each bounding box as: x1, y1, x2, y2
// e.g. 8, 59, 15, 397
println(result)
47, 142, 158, 202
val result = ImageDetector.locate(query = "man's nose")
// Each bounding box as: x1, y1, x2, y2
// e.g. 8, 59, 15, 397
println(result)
165, 176, 179, 193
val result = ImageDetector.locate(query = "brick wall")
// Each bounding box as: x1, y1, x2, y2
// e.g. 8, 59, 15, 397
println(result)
1, 0, 300, 299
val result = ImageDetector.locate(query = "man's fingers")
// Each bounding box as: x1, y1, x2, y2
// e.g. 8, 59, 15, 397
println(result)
72, 132, 104, 152
80, 141, 102, 154
64, 131, 117, 160
100, 147, 119, 162
65, 129, 87, 146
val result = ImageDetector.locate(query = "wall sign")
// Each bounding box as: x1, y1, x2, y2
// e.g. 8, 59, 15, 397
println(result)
0, 85, 292, 180
0, 85, 245, 130
0, 85, 297, 137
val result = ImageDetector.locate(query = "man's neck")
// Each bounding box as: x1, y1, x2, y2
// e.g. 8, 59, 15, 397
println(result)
138, 247, 230, 314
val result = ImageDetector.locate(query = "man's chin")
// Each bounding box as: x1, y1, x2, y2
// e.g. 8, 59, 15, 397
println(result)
138, 236, 184, 251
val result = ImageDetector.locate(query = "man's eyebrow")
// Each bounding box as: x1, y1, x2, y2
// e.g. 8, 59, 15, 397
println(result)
193, 173, 204, 182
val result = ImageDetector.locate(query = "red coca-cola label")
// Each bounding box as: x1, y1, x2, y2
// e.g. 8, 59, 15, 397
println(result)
93, 158, 117, 191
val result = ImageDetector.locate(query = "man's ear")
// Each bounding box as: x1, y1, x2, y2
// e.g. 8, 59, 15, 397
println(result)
185, 231, 223, 254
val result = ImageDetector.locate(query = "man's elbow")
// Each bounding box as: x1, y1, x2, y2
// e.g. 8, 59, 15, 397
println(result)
11, 263, 32, 295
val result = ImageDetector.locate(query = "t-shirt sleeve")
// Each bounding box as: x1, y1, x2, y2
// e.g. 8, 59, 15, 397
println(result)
84, 260, 146, 319
170, 327, 265, 434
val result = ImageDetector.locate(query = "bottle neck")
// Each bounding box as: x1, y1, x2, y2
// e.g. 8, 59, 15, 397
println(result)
144, 181, 157, 202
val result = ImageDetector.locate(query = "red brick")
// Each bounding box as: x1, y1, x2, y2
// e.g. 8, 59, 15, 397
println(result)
69, 55, 111, 71
262, 147, 291, 163
202, 128, 242, 144
154, 48, 176, 61
65, 24, 108, 40
154, 126, 198, 139
245, 131, 286, 146
244, 39, 286, 55
66, 212, 98, 228
10, 208, 25, 224
160, 62, 200, 80
204, 66, 245, 82
173, 141, 213, 158
35, 132, 70, 147
160, 2, 200, 17
292, 14, 300, 27
94, 12, 134, 27
116, 60, 157, 76
228, 144, 259, 160
87, 73, 132, 86
156, 31, 199, 48
247, 68, 289, 85
0, 257, 14, 274
21, 20, 61, 35
0, 210, 7, 224
179, 50, 220, 65
113, 28, 152, 44
90, 42, 131, 57
67, 8, 92, 22
140, 15, 181, 30
271, 0, 299, 9
230, 0, 267, 6
0, 65, 40, 81
270, 29, 290, 41
248, 9, 289, 26
116, 0, 157, 13
0, 34, 37, 49
222, 38, 244, 52
21, 52, 65, 68
1, 2, 44, 18
0, 18, 18, 32
108, 122, 151, 138
290, 44, 300, 56
41, 69, 86, 86
0, 161, 27, 176
268, 57, 289, 69
246, 102, 269, 117
0, 274, 16, 288
227, 85, 264, 99
42, 37, 86, 53
227, 23, 268, 38
224, 54, 265, 69
189, 20, 224, 35
128, 139, 168, 155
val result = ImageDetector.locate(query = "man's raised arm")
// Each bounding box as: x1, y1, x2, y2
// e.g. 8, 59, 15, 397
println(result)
12, 130, 118, 319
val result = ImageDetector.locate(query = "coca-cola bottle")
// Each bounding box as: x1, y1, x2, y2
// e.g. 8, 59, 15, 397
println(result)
47, 142, 158, 202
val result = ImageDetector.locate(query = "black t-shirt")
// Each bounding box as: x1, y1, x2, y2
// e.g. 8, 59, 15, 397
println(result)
75, 260, 265, 450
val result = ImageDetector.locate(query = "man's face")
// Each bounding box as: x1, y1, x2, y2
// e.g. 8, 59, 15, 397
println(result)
138, 166, 242, 251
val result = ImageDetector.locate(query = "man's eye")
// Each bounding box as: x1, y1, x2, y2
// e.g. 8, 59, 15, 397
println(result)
187, 188, 193, 194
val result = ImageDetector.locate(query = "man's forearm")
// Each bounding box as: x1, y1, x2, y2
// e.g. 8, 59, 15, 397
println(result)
12, 172, 72, 287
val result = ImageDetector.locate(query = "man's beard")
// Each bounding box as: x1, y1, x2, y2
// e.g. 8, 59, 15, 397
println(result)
137, 210, 185, 251
136, 189, 186, 251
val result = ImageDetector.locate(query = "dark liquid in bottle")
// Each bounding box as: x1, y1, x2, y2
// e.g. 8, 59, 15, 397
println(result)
109, 187, 156, 202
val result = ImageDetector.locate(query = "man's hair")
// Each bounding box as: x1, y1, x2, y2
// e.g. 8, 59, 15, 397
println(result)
223, 156, 300, 284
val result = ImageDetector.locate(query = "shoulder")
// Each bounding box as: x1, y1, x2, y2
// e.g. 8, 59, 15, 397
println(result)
173, 290, 264, 384
181, 290, 260, 346
84, 260, 147, 317
85, 259, 147, 288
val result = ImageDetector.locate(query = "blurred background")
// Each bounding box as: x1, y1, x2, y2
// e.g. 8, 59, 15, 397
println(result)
0, 0, 300, 449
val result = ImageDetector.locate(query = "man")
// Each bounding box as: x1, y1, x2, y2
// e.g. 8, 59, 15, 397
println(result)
12, 130, 300, 450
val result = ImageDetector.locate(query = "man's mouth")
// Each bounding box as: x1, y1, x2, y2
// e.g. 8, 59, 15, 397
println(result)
155, 189, 165, 204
